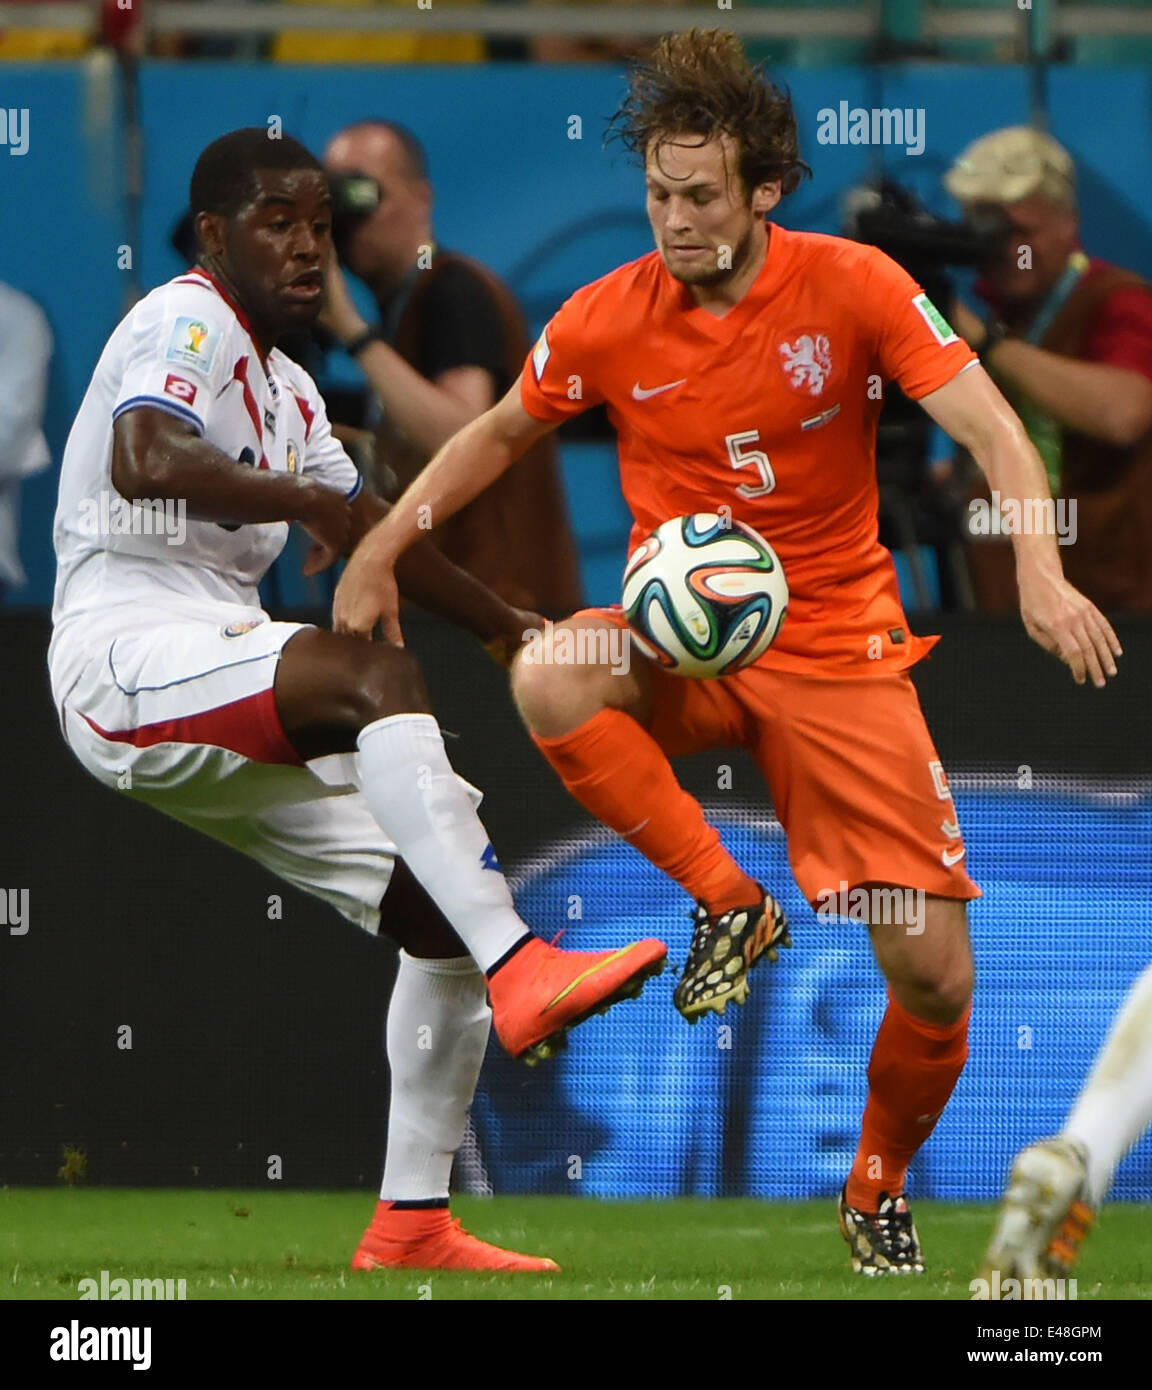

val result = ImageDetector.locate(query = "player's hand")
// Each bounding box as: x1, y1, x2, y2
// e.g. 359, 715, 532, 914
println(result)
483, 608, 546, 668
1018, 567, 1122, 687
333, 544, 404, 646
299, 483, 353, 576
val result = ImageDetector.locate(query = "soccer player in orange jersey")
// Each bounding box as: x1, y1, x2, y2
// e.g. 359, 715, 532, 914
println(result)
333, 32, 1121, 1274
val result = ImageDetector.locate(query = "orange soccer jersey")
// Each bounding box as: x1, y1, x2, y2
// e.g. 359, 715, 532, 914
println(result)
519, 225, 977, 675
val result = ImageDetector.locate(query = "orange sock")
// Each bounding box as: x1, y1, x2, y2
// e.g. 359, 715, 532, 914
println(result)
845, 991, 971, 1212
532, 708, 759, 913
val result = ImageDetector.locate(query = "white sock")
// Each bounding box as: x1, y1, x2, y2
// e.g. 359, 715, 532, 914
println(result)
380, 951, 491, 1202
357, 714, 530, 973
1063, 961, 1152, 1204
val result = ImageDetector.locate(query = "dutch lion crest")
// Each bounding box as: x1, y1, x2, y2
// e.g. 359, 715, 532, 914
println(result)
778, 333, 833, 396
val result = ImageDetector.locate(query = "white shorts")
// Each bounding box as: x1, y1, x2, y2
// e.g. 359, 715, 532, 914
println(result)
51, 606, 480, 936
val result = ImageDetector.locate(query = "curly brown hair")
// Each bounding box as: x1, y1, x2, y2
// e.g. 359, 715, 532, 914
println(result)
607, 29, 810, 200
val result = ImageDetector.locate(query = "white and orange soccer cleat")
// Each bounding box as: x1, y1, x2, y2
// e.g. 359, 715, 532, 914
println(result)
487, 935, 667, 1064
351, 1202, 559, 1273
981, 1137, 1095, 1285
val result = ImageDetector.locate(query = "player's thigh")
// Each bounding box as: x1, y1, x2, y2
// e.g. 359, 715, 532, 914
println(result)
744, 669, 981, 907
58, 613, 314, 795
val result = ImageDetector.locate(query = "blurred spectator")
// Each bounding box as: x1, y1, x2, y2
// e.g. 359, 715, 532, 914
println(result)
946, 127, 1152, 612
0, 283, 52, 597
321, 120, 582, 614
526, 0, 660, 64
274, 0, 484, 63
0, 0, 87, 58
149, 0, 271, 60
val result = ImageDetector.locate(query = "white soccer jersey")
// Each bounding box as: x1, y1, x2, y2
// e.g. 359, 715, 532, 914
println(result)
51, 266, 361, 628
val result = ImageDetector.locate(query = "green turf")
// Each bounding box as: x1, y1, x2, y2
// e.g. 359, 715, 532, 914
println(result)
2, 1189, 1150, 1300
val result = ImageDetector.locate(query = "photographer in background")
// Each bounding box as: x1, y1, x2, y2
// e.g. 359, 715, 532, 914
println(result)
945, 127, 1152, 612
0, 282, 52, 599
319, 120, 583, 616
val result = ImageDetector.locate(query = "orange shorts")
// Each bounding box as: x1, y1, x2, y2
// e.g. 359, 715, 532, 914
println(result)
583, 608, 981, 908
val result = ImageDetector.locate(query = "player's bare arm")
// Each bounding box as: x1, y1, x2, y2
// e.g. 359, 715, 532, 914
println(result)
918, 363, 1122, 686
112, 405, 352, 570
333, 384, 555, 642
346, 488, 543, 654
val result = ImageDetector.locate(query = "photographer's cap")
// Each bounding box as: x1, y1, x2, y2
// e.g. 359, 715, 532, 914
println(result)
944, 127, 1075, 205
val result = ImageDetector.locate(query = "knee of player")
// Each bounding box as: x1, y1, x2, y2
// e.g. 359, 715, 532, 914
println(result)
510, 641, 605, 727
896, 966, 973, 1023
509, 646, 561, 718
348, 644, 430, 726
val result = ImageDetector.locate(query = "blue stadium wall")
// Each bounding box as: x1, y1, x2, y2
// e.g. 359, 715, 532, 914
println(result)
2, 612, 1150, 1201
3, 62, 1152, 607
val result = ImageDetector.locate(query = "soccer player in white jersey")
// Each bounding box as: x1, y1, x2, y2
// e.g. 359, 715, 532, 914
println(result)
49, 128, 666, 1273
982, 962, 1152, 1287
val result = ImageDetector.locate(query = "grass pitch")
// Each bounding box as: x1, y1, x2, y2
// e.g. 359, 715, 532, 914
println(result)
3, 1189, 1150, 1301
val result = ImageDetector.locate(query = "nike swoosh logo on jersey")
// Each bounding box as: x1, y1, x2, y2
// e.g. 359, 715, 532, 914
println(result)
942, 845, 967, 867
632, 379, 687, 401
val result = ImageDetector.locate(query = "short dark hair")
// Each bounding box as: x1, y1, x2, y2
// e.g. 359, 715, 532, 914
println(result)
336, 119, 429, 181
607, 29, 810, 199
189, 128, 324, 219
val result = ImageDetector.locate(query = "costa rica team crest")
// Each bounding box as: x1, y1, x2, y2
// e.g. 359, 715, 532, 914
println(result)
286, 440, 300, 474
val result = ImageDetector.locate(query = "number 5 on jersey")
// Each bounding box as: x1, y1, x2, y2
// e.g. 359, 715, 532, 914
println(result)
727, 430, 776, 498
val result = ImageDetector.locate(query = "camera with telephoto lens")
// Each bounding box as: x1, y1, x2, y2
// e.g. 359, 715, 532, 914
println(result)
842, 182, 1008, 605
841, 181, 1007, 481
843, 179, 1007, 313
328, 172, 383, 261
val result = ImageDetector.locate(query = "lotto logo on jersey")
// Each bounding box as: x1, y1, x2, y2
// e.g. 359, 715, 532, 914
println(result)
166, 316, 220, 373
163, 373, 197, 405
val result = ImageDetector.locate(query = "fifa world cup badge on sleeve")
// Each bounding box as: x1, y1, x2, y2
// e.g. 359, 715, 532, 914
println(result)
166, 316, 220, 374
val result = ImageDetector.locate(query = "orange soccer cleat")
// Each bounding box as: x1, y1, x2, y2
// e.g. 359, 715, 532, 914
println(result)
351, 1202, 560, 1273
487, 935, 668, 1064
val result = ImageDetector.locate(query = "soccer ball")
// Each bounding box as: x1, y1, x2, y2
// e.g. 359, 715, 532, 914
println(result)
621, 513, 788, 678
